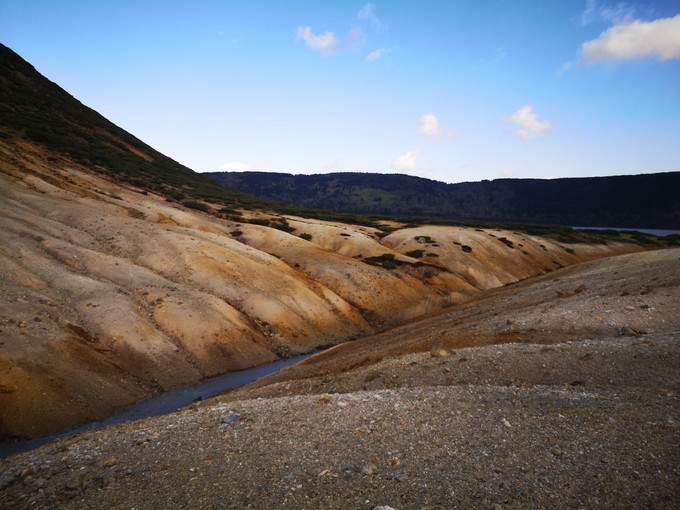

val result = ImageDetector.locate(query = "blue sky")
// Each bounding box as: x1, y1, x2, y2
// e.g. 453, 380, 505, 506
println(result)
2, 0, 679, 183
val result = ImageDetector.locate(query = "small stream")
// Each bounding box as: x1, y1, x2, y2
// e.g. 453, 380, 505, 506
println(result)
0, 353, 312, 458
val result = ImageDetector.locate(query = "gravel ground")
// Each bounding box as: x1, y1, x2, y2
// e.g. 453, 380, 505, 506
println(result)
1, 334, 678, 509
2, 249, 678, 509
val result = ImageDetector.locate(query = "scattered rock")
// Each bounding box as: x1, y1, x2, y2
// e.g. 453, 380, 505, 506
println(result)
574, 284, 587, 294
362, 463, 379, 475
103, 456, 118, 468
0, 475, 15, 491
394, 473, 408, 482
341, 465, 362, 474
619, 326, 638, 336
430, 340, 452, 358
221, 413, 241, 425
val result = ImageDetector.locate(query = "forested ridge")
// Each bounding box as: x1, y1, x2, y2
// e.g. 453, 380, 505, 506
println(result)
205, 171, 680, 229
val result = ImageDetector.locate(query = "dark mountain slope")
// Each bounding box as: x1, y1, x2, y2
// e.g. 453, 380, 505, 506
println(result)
0, 43, 265, 209
205, 171, 680, 229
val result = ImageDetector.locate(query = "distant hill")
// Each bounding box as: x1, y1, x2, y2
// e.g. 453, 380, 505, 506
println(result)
205, 171, 680, 229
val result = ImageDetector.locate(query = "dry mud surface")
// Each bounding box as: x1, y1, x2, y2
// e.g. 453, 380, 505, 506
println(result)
1, 249, 678, 509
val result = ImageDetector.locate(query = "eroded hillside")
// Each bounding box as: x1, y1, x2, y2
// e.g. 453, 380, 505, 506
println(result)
2, 247, 677, 509
0, 138, 652, 441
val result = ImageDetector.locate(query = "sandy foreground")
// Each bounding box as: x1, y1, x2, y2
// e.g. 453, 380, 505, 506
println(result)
1, 249, 678, 509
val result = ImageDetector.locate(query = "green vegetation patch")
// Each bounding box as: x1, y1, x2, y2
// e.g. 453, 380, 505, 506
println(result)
182, 200, 210, 212
498, 237, 514, 248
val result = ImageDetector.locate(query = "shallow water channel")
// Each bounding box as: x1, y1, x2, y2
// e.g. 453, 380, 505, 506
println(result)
0, 353, 312, 458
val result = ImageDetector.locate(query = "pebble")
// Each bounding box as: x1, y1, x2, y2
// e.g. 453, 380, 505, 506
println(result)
103, 456, 118, 468
430, 340, 451, 357
221, 413, 241, 425
362, 463, 379, 475
0, 475, 14, 491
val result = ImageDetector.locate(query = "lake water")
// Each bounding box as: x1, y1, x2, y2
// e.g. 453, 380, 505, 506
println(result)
571, 226, 680, 237
0, 353, 312, 458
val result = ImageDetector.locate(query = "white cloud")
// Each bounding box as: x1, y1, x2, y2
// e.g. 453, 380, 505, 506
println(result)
218, 161, 250, 172
505, 106, 551, 142
366, 47, 390, 62
581, 15, 680, 63
500, 170, 514, 178
416, 113, 459, 139
417, 113, 442, 137
357, 3, 384, 30
296, 26, 341, 56
391, 150, 420, 172
298, 4, 386, 58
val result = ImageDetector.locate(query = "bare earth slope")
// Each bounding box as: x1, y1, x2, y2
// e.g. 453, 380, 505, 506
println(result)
1, 248, 677, 509
0, 140, 649, 441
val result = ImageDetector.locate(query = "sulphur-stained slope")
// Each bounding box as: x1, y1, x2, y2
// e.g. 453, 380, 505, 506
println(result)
0, 140, 648, 440
381, 225, 640, 291
236, 225, 465, 327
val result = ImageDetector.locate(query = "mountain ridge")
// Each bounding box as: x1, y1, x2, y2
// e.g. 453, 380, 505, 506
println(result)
0, 43, 273, 211
205, 170, 680, 229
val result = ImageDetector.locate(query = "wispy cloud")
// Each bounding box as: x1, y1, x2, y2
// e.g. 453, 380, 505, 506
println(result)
366, 47, 390, 62
505, 106, 550, 142
298, 3, 386, 58
347, 25, 367, 51
557, 61, 573, 76
357, 3, 385, 31
417, 113, 441, 137
296, 26, 341, 56
580, 14, 680, 63
580, 0, 636, 26
391, 150, 420, 172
